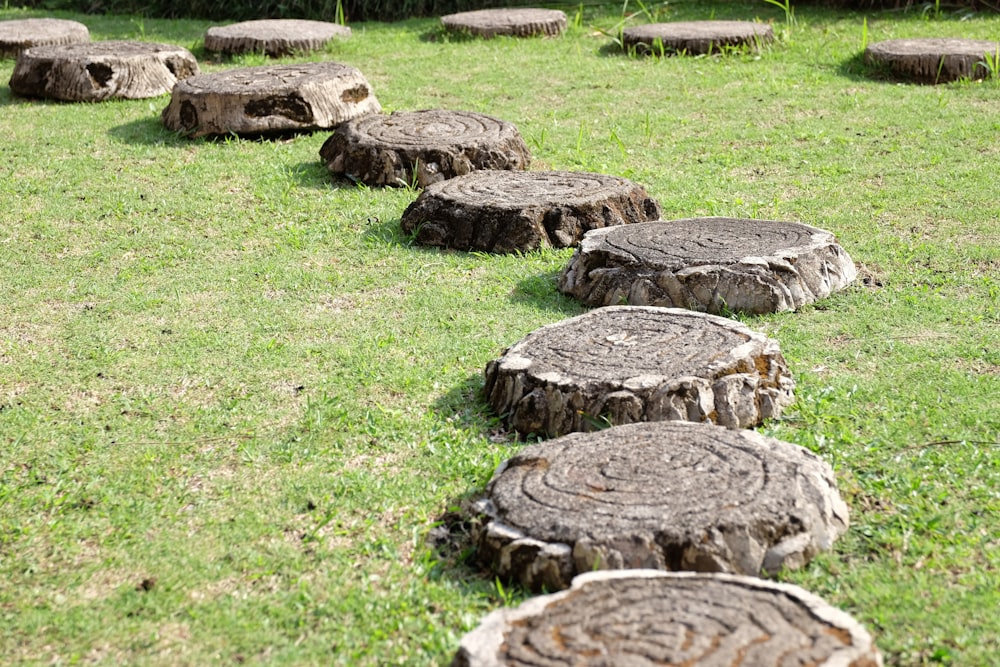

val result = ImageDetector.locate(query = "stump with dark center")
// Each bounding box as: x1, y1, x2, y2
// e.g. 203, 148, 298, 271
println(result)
9, 40, 198, 101
161, 62, 380, 138
483, 305, 794, 436
0, 18, 89, 59
621, 20, 774, 55
452, 570, 884, 667
865, 38, 1000, 83
319, 109, 531, 188
203, 19, 351, 57
400, 170, 661, 253
440, 8, 567, 38
559, 217, 857, 314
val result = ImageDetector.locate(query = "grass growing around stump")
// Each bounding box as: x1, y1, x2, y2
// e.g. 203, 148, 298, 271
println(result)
1, 2, 999, 665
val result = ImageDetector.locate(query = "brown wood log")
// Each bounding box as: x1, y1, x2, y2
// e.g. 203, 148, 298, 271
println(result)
865, 38, 1000, 83
440, 8, 567, 38
0, 18, 89, 59
203, 19, 351, 57
622, 20, 774, 55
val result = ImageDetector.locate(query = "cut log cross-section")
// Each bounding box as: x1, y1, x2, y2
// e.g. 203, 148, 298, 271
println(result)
0, 18, 89, 59
865, 38, 1000, 83
440, 8, 568, 38
621, 20, 774, 55
204, 19, 351, 57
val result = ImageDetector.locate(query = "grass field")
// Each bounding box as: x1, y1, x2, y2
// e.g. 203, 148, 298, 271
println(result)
1, 1, 999, 664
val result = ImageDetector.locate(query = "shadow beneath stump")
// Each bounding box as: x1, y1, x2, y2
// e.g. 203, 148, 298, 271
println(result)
510, 267, 585, 317
107, 116, 191, 146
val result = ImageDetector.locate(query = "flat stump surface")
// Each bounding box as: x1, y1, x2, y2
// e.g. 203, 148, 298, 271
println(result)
472, 420, 849, 591
10, 40, 198, 101
400, 170, 661, 252
319, 109, 530, 188
0, 18, 89, 59
622, 20, 773, 55
161, 62, 381, 138
865, 38, 1000, 83
559, 217, 857, 313
440, 8, 567, 38
452, 570, 883, 667
484, 305, 795, 436
204, 19, 351, 56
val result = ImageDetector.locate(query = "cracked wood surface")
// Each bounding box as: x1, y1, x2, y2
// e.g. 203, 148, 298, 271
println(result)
204, 19, 350, 57
440, 8, 567, 38
622, 20, 773, 55
0, 18, 89, 59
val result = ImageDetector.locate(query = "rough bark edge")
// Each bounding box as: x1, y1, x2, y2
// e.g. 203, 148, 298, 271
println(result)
440, 10, 568, 38
0, 20, 90, 59
864, 38, 999, 83
203, 20, 351, 56
622, 22, 774, 56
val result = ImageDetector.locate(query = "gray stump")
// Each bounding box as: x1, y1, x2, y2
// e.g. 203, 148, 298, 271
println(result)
400, 170, 661, 253
0, 18, 89, 59
204, 19, 351, 57
865, 38, 1000, 83
441, 8, 567, 38
621, 20, 774, 55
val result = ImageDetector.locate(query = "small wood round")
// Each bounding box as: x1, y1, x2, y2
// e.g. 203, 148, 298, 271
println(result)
440, 8, 567, 38
452, 570, 884, 667
0, 18, 89, 59
622, 20, 773, 55
9, 40, 198, 101
865, 38, 1000, 83
483, 305, 795, 437
559, 217, 857, 314
319, 109, 531, 188
203, 19, 351, 57
161, 62, 380, 138
400, 170, 661, 253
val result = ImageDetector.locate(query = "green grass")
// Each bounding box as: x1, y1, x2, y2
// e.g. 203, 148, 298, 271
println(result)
1, 2, 999, 665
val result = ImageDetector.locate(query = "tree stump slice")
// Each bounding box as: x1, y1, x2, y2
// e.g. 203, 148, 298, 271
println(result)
621, 21, 773, 55
161, 62, 380, 138
483, 305, 794, 436
0, 18, 89, 59
440, 8, 567, 38
9, 40, 198, 101
452, 570, 883, 667
203, 19, 351, 57
400, 170, 661, 253
865, 38, 1000, 83
319, 109, 530, 188
559, 217, 857, 314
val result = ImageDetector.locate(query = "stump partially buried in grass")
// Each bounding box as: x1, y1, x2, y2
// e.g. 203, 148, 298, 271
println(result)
440, 8, 568, 38
203, 19, 351, 57
0, 18, 89, 59
864, 38, 1000, 83
400, 170, 661, 252
621, 20, 773, 55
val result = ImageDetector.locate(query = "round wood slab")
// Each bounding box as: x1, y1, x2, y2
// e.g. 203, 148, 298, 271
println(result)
483, 305, 795, 436
440, 8, 567, 38
865, 38, 1000, 83
400, 170, 661, 253
0, 18, 89, 59
161, 62, 380, 138
452, 570, 883, 667
9, 40, 198, 101
473, 420, 849, 591
319, 109, 531, 188
559, 217, 857, 314
622, 20, 773, 55
204, 19, 351, 57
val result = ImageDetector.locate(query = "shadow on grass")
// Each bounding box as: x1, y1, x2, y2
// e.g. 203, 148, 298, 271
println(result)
510, 266, 585, 316
107, 115, 191, 146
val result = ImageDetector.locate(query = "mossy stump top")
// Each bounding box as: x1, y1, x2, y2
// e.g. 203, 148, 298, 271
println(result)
865, 38, 1000, 83
440, 8, 567, 38
621, 20, 773, 55
0, 18, 89, 59
204, 19, 351, 57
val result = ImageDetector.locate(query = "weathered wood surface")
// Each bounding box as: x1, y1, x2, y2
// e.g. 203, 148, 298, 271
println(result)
622, 20, 773, 55
319, 109, 530, 188
0, 18, 89, 59
440, 8, 567, 38
452, 570, 883, 667
559, 217, 857, 313
161, 62, 380, 138
400, 170, 661, 252
483, 305, 794, 436
204, 19, 351, 57
9, 40, 198, 101
865, 38, 1000, 83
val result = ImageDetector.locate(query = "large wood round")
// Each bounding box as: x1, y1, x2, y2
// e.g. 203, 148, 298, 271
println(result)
161, 62, 380, 138
400, 170, 661, 253
865, 38, 1000, 83
9, 40, 198, 101
319, 109, 531, 188
452, 570, 883, 667
559, 217, 857, 314
483, 305, 795, 437
621, 20, 774, 55
440, 8, 567, 38
473, 420, 849, 591
0, 18, 89, 59
203, 19, 351, 57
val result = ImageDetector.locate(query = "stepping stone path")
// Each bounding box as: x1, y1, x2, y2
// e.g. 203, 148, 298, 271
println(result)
0, 18, 89, 59
484, 305, 794, 436
319, 109, 530, 188
865, 38, 1000, 83
400, 170, 661, 253
203, 19, 351, 57
440, 8, 567, 38
472, 420, 849, 591
161, 62, 380, 138
9, 40, 198, 101
622, 20, 773, 55
559, 217, 857, 314
452, 570, 883, 666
